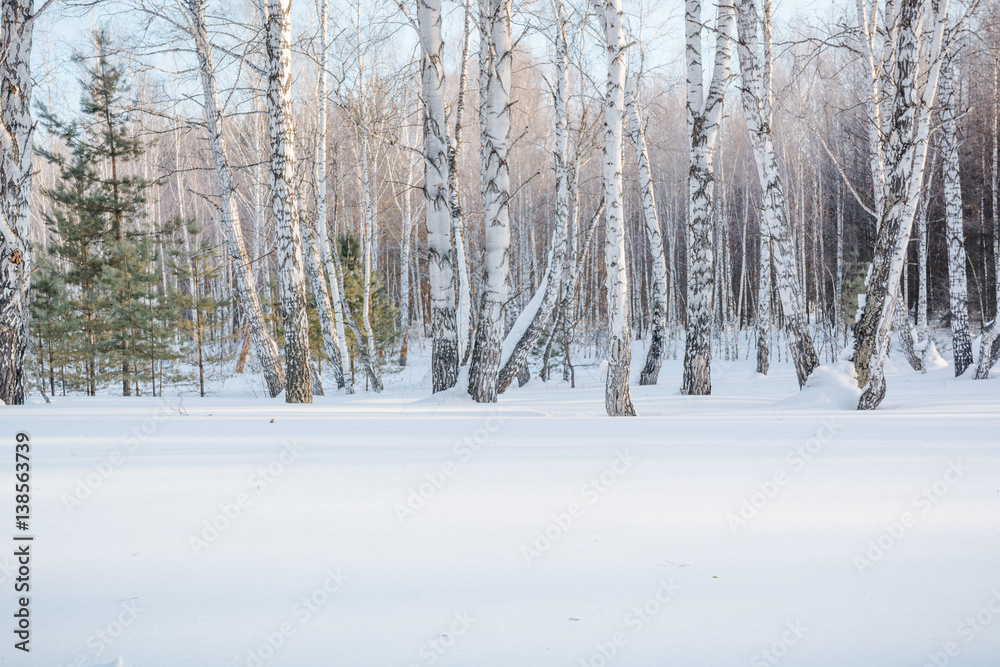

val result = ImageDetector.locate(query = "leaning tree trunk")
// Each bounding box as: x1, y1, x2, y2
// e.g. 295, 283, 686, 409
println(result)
265, 0, 313, 403
735, 0, 818, 387
188, 0, 285, 398
302, 204, 346, 390
627, 93, 669, 386
595, 0, 636, 416
495, 0, 571, 395
975, 58, 1000, 380
682, 0, 734, 396
939, 49, 973, 376
0, 0, 37, 406
313, 0, 349, 391
853, 0, 948, 410
417, 0, 459, 392
894, 296, 924, 371
468, 0, 512, 403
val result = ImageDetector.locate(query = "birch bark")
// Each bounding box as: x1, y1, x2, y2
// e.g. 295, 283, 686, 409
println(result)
417, 0, 459, 392
682, 0, 734, 395
495, 0, 571, 394
853, 0, 949, 409
735, 0, 819, 387
313, 0, 349, 390
975, 57, 1000, 379
0, 0, 36, 405
447, 0, 474, 364
939, 49, 973, 375
595, 0, 636, 415
265, 0, 313, 403
469, 0, 512, 403
626, 92, 669, 386
757, 234, 771, 374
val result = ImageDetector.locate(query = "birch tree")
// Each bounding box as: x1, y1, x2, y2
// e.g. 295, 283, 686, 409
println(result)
468, 0, 512, 403
938, 47, 973, 376
495, 0, 571, 394
265, 0, 313, 403
627, 92, 669, 386
416, 0, 459, 392
682, 0, 734, 395
594, 0, 636, 415
185, 0, 286, 398
448, 0, 474, 364
313, 0, 350, 391
975, 52, 1000, 379
735, 0, 818, 387
853, 0, 949, 409
0, 0, 54, 405
756, 234, 771, 375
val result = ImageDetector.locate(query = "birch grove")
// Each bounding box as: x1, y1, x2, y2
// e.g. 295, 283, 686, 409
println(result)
3, 0, 1000, 412
186, 0, 286, 398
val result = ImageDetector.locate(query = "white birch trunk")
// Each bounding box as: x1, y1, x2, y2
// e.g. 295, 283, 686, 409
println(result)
468, 0, 512, 403
187, 0, 286, 398
265, 0, 313, 403
359, 132, 384, 392
495, 0, 571, 394
448, 0, 474, 365
939, 49, 973, 375
594, 0, 636, 415
417, 0, 459, 392
302, 198, 346, 391
853, 0, 949, 409
757, 234, 771, 374
682, 0, 734, 395
313, 0, 350, 391
398, 147, 417, 368
0, 0, 36, 405
627, 92, 669, 386
975, 58, 1000, 379
735, 0, 818, 388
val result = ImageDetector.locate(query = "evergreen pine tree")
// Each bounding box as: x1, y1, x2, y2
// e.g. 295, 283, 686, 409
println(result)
39, 30, 156, 396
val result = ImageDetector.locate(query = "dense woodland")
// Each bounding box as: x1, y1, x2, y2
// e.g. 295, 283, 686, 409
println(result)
1, 0, 999, 412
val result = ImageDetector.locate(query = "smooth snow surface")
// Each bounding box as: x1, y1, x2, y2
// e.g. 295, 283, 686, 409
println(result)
5, 349, 1000, 666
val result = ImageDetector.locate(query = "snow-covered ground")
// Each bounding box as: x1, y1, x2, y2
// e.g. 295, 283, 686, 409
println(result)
5, 345, 1000, 666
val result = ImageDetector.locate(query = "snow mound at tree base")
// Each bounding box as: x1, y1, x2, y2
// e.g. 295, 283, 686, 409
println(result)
921, 339, 948, 370
774, 360, 862, 410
